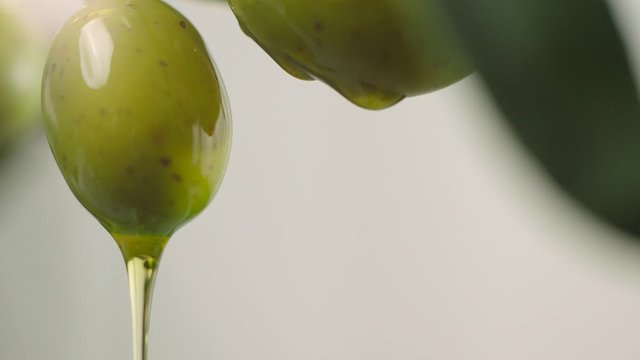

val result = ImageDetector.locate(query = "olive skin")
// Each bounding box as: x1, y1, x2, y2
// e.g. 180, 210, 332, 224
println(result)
42, 0, 231, 237
228, 0, 473, 110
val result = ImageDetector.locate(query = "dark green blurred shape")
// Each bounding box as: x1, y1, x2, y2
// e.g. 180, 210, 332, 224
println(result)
439, 0, 640, 236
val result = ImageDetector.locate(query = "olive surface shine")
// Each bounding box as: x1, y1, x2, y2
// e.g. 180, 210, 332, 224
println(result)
43, 0, 231, 237
229, 0, 473, 109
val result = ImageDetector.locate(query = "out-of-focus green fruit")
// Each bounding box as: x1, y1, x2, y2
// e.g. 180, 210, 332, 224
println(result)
0, 4, 43, 149
228, 0, 473, 110
42, 0, 231, 237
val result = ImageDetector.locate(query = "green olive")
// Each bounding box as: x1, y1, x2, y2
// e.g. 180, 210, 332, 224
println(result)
228, 0, 473, 110
0, 5, 42, 149
42, 0, 231, 237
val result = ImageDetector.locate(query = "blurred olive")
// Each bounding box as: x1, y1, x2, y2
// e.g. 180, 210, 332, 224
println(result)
0, 4, 43, 152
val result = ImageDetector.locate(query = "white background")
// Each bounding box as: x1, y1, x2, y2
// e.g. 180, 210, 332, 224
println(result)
2, 0, 640, 359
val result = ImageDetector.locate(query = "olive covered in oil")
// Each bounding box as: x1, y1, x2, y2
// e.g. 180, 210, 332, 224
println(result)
42, 0, 231, 237
228, 0, 473, 109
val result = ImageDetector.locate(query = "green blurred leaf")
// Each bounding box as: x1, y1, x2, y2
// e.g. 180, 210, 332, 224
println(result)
438, 0, 640, 235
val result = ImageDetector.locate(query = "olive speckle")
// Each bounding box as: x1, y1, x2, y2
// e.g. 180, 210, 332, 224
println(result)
73, 114, 85, 124
73, 114, 84, 125
159, 156, 172, 167
171, 173, 183, 183
158, 60, 168, 67
179, 20, 186, 29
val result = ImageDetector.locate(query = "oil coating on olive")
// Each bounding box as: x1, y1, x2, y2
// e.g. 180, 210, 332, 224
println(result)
228, 0, 473, 109
42, 0, 231, 237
